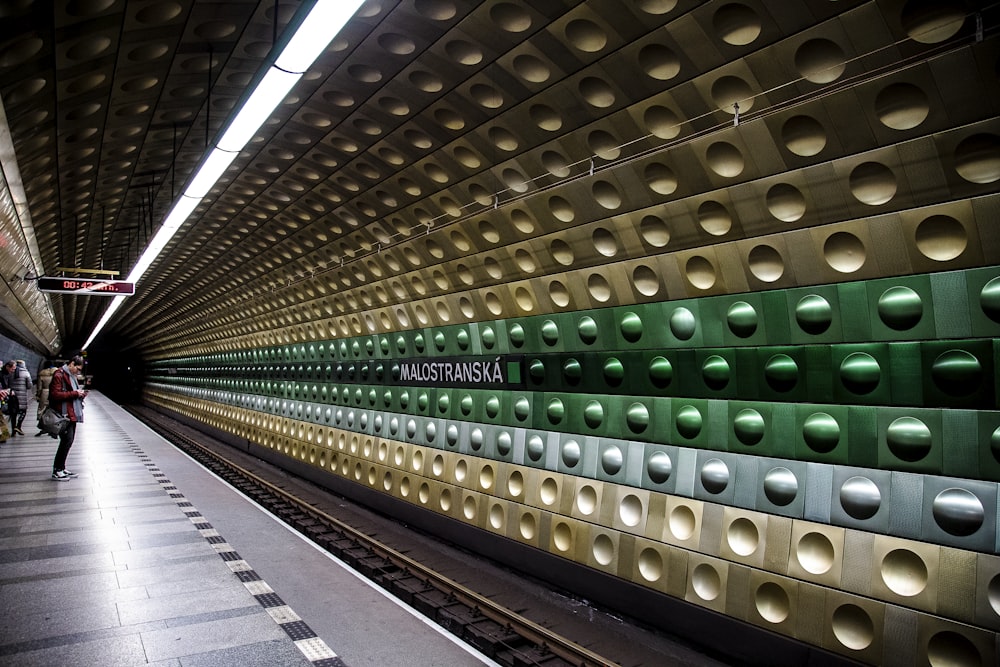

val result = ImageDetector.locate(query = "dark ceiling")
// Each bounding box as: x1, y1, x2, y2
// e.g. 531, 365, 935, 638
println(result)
1, 0, 345, 351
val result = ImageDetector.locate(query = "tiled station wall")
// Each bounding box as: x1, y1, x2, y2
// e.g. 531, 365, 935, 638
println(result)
146, 266, 1000, 666
132, 1, 1000, 664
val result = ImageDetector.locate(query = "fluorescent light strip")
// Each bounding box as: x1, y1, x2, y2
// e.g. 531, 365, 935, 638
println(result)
275, 2, 364, 72
83, 0, 364, 350
217, 68, 301, 152
183, 148, 240, 199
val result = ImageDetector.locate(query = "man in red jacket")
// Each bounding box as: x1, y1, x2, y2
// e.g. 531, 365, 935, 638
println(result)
49, 355, 87, 481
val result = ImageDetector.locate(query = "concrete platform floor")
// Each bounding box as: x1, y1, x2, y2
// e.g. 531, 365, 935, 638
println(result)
0, 393, 494, 666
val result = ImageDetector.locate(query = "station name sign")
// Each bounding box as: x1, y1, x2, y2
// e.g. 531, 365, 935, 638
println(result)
37, 277, 135, 296
396, 356, 523, 388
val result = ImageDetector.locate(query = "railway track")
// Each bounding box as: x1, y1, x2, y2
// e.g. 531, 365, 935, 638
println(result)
129, 406, 620, 667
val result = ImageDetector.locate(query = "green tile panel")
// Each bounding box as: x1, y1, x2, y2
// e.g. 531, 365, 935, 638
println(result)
144, 382, 1000, 556
166, 339, 1000, 411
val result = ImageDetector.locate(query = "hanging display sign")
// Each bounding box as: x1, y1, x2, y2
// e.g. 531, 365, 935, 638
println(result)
37, 277, 135, 295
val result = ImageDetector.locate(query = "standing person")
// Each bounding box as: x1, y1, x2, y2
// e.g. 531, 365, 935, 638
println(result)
1, 361, 18, 435
34, 362, 54, 436
0, 385, 9, 444
49, 355, 87, 481
10, 360, 32, 435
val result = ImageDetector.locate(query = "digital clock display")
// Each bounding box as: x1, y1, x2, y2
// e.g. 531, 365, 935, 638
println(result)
37, 277, 135, 295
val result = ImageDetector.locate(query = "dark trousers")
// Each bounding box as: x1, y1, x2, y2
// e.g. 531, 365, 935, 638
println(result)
52, 422, 76, 472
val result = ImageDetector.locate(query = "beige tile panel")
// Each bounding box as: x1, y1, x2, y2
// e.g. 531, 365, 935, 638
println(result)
820, 589, 886, 663
974, 553, 1000, 631
609, 485, 652, 535
659, 495, 705, 552
868, 534, 941, 612
719, 506, 769, 569
745, 569, 801, 635
628, 535, 674, 596
684, 552, 730, 614
913, 615, 998, 667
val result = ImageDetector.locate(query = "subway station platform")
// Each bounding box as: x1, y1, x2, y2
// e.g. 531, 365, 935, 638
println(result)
0, 392, 496, 666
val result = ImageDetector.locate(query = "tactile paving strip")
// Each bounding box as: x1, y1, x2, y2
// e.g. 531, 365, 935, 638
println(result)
127, 441, 348, 667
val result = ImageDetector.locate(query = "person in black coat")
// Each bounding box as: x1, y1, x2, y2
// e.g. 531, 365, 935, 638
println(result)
1, 361, 17, 435
10, 360, 33, 435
